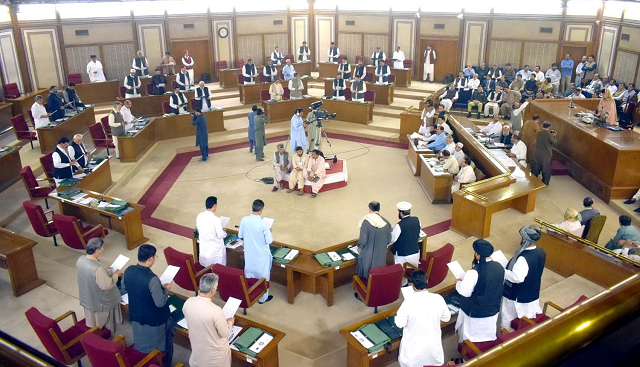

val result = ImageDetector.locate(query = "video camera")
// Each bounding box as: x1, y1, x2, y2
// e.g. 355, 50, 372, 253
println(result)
305, 101, 337, 127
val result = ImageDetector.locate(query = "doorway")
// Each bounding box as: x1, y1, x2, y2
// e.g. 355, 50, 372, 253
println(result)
560, 45, 587, 81
419, 39, 459, 83
170, 39, 212, 83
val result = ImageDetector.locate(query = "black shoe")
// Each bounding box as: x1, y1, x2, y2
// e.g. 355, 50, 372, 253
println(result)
354, 292, 362, 302
635, 208, 640, 213
258, 295, 273, 304
624, 199, 636, 205
477, 113, 481, 119
467, 112, 471, 117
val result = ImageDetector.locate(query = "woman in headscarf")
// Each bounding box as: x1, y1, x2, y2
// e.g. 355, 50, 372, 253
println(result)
499, 226, 546, 331
552, 208, 583, 235
455, 239, 505, 344
595, 88, 617, 125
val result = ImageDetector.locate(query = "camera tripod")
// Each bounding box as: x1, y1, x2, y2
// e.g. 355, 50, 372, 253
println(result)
308, 121, 338, 163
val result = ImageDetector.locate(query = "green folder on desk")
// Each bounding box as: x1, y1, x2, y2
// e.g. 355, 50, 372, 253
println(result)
356, 323, 391, 353
224, 234, 239, 245
58, 188, 83, 199
168, 294, 185, 323
314, 252, 342, 267
104, 199, 128, 212
58, 178, 81, 187
234, 327, 273, 356
270, 246, 299, 264
375, 316, 403, 340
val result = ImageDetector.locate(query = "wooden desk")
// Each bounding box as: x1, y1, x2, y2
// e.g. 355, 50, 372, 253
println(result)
339, 284, 457, 367
57, 156, 114, 193
275, 61, 313, 77
405, 136, 430, 176
322, 98, 374, 125
0, 227, 45, 297
73, 80, 120, 104
323, 79, 394, 105
262, 97, 318, 122
418, 154, 453, 203
219, 68, 242, 88
399, 111, 422, 144
239, 80, 309, 105
7, 88, 48, 117
49, 189, 148, 250
419, 86, 447, 111
365, 66, 412, 87
118, 109, 225, 162
124, 91, 196, 118
526, 99, 640, 202
0, 147, 22, 192
0, 102, 14, 131
36, 107, 96, 153
139, 75, 176, 96
318, 62, 339, 79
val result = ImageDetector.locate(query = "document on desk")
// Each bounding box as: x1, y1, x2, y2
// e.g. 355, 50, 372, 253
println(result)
447, 261, 466, 279
97, 202, 109, 208
228, 325, 243, 345
71, 193, 88, 201
220, 216, 231, 228
249, 333, 273, 354
79, 197, 93, 205
222, 297, 242, 319
327, 251, 341, 262
284, 249, 299, 261
109, 254, 129, 271
341, 252, 355, 261
159, 265, 180, 284
351, 331, 374, 349
177, 318, 188, 330
263, 217, 274, 229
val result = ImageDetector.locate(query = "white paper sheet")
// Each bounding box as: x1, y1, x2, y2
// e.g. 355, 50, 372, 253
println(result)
71, 193, 88, 201
491, 250, 509, 268
351, 331, 374, 349
169, 305, 177, 313
447, 261, 466, 279
177, 318, 188, 329
327, 251, 341, 261
249, 333, 273, 354
220, 216, 231, 228
120, 293, 129, 305
222, 297, 242, 319
341, 252, 355, 261
79, 197, 93, 205
401, 286, 415, 299
159, 265, 180, 284
263, 217, 274, 229
284, 249, 299, 261
109, 254, 129, 271
97, 202, 109, 208
228, 325, 243, 344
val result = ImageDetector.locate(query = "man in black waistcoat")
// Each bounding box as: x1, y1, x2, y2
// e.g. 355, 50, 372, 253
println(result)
123, 244, 173, 366
390, 201, 422, 285
68, 134, 91, 168
455, 239, 505, 344
500, 226, 545, 331
53, 136, 82, 185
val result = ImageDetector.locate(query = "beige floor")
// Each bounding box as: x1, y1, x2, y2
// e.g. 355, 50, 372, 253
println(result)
0, 76, 629, 367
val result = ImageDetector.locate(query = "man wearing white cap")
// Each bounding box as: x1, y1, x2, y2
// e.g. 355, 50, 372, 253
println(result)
123, 69, 141, 98
453, 142, 465, 167
390, 201, 422, 284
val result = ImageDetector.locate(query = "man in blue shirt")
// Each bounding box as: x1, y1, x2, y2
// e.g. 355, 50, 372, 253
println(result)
282, 59, 296, 81
427, 125, 446, 152
605, 215, 640, 251
247, 105, 257, 153
560, 54, 575, 94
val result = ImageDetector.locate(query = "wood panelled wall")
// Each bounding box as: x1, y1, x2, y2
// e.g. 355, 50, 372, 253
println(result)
1, 5, 640, 93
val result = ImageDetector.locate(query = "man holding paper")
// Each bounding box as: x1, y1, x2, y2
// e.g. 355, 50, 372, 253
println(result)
390, 201, 421, 284
196, 196, 228, 267
239, 199, 274, 304
355, 201, 392, 281
183, 273, 235, 367
76, 238, 123, 333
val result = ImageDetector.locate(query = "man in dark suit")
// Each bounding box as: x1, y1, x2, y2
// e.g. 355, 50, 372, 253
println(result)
531, 122, 557, 185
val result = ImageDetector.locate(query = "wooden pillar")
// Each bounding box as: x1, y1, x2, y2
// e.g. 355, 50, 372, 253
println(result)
232, 7, 239, 66
558, 0, 568, 62
163, 9, 171, 53
55, 9, 68, 86
207, 6, 215, 79
414, 8, 421, 80
8, 4, 32, 93
308, 0, 316, 70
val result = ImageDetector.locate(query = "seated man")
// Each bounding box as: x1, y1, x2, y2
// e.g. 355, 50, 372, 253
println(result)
484, 86, 503, 118
271, 143, 289, 192
499, 86, 521, 120
562, 82, 576, 98
583, 73, 602, 95
623, 188, 640, 213
439, 86, 458, 112
453, 142, 465, 166
269, 78, 284, 101
480, 115, 503, 137
545, 63, 561, 95
287, 146, 309, 196
496, 75, 509, 90
441, 150, 459, 174
502, 63, 516, 84
540, 77, 553, 95
605, 215, 640, 251
463, 64, 476, 79
612, 241, 640, 262
579, 197, 600, 227
568, 87, 585, 99
169, 86, 188, 115
467, 74, 480, 91
467, 85, 487, 119
443, 135, 456, 154
452, 157, 476, 193
306, 150, 326, 198
453, 72, 467, 90
510, 74, 524, 92
498, 124, 513, 147
418, 124, 438, 143
482, 74, 495, 92
62, 82, 85, 112
427, 125, 446, 152
522, 74, 538, 100
506, 134, 527, 166
436, 115, 452, 136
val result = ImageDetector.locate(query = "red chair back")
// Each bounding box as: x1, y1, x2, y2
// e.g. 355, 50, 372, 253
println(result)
39, 151, 55, 185
100, 115, 112, 136
67, 73, 82, 85
366, 264, 403, 308
217, 60, 228, 70
344, 88, 352, 101
364, 90, 375, 102
260, 90, 270, 102
25, 307, 70, 363
388, 74, 396, 83
88, 123, 113, 149
355, 55, 364, 63
23, 201, 56, 238
283, 87, 290, 100
566, 295, 589, 310
164, 246, 202, 292
339, 54, 347, 62
258, 74, 266, 83
497, 323, 534, 344
426, 243, 454, 288
284, 54, 294, 62
162, 101, 172, 114
213, 264, 267, 309
20, 166, 38, 190
53, 214, 87, 249
145, 83, 153, 95
403, 59, 412, 69
363, 73, 374, 83
237, 74, 244, 85
11, 114, 36, 141
118, 86, 126, 98
81, 332, 130, 367
384, 58, 393, 66
236, 58, 245, 69
3, 83, 21, 99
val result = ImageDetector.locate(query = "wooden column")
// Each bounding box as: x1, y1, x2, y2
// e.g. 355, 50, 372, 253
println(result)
8, 4, 32, 93
55, 9, 68, 86
308, 0, 316, 70
414, 8, 421, 81
207, 6, 215, 79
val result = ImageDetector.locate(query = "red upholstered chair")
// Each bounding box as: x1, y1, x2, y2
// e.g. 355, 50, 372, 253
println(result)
88, 123, 115, 156
20, 166, 54, 208
119, 86, 126, 98
145, 83, 153, 95
100, 115, 113, 138
363, 73, 374, 83
236, 58, 245, 69
403, 59, 412, 69
403, 243, 454, 289
384, 58, 393, 66
212, 264, 269, 315
510, 295, 589, 330
25, 307, 111, 366
388, 74, 396, 83
339, 54, 347, 62
355, 55, 364, 63
284, 54, 294, 62
460, 323, 534, 360
344, 88, 352, 101
3, 83, 21, 99
23, 201, 59, 246
67, 73, 83, 85
364, 90, 375, 103
216, 60, 228, 70
283, 87, 290, 100
53, 213, 108, 250
39, 151, 56, 185
164, 246, 214, 295
236, 74, 244, 85
162, 101, 172, 114
81, 333, 162, 367
258, 74, 266, 83
11, 114, 38, 149
171, 81, 179, 89
353, 264, 404, 313
260, 89, 270, 102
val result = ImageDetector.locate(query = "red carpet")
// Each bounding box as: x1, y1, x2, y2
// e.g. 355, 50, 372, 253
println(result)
422, 219, 452, 237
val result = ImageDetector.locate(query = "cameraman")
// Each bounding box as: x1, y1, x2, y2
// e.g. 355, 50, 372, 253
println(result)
191, 109, 208, 161
306, 105, 324, 153
531, 121, 557, 185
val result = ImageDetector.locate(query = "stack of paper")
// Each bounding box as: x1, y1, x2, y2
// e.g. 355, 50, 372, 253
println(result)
447, 261, 466, 279
159, 265, 180, 284
350, 331, 374, 349
341, 252, 355, 261
228, 325, 243, 345
109, 254, 129, 271
409, 132, 422, 140
227, 239, 244, 249
491, 250, 509, 267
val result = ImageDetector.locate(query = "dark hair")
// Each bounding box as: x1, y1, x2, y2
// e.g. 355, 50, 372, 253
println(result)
256, 108, 263, 115
442, 150, 451, 157
195, 109, 202, 113
543, 121, 552, 128
533, 115, 540, 121
399, 209, 410, 216
137, 244, 157, 262
513, 134, 521, 141
426, 99, 433, 107
589, 55, 595, 59
49, 85, 56, 91
252, 199, 265, 212
295, 108, 303, 114
165, 51, 171, 55
411, 270, 428, 290
437, 125, 445, 132
205, 196, 217, 209
630, 83, 635, 88
58, 137, 70, 144
583, 197, 594, 207
620, 215, 632, 226
463, 157, 471, 165
545, 77, 551, 82
295, 146, 303, 152
438, 104, 445, 109
68, 82, 75, 87
552, 62, 558, 67
252, 105, 257, 111
368, 201, 381, 212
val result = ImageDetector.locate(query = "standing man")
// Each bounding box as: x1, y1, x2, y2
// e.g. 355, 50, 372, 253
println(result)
390, 202, 421, 279
392, 46, 405, 69
338, 57, 351, 80
87, 55, 106, 82
560, 54, 574, 94
31, 95, 51, 131
455, 240, 505, 345
242, 59, 257, 84
239, 199, 274, 304
53, 137, 80, 185
287, 146, 308, 195
254, 108, 269, 161
375, 60, 391, 84
328, 42, 340, 63
423, 45, 436, 82
108, 102, 125, 159
272, 144, 289, 192
63, 82, 85, 112
500, 227, 546, 332
371, 46, 385, 67
282, 59, 296, 81
354, 59, 366, 80
298, 41, 310, 62
169, 86, 188, 115
574, 55, 587, 88
121, 100, 135, 128
192, 109, 209, 161
132, 50, 149, 77
271, 46, 284, 65
151, 68, 167, 95
76, 238, 122, 334
195, 81, 213, 111
47, 86, 66, 121
531, 121, 557, 185
582, 55, 597, 85
306, 150, 326, 198
307, 107, 323, 152
263, 59, 278, 83
395, 270, 451, 367
68, 134, 91, 168
355, 201, 392, 281
579, 197, 601, 227
521, 114, 541, 162
123, 245, 173, 366
351, 75, 367, 102
177, 65, 191, 91
290, 108, 307, 153
269, 78, 284, 101
288, 73, 304, 99
196, 196, 227, 268
161, 51, 176, 75
333, 73, 347, 100
124, 69, 141, 98
182, 273, 234, 367
182, 50, 195, 84
247, 105, 257, 154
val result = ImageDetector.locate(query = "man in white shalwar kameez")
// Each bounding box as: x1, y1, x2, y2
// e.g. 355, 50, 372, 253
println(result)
452, 157, 476, 193
392, 46, 405, 69
196, 196, 227, 267
87, 55, 106, 82
272, 144, 289, 191
395, 270, 451, 367
289, 109, 307, 153
306, 150, 326, 198
238, 199, 274, 304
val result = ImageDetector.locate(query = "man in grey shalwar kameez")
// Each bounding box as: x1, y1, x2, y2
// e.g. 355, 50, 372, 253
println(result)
254, 108, 269, 161
355, 201, 392, 284
192, 110, 208, 161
